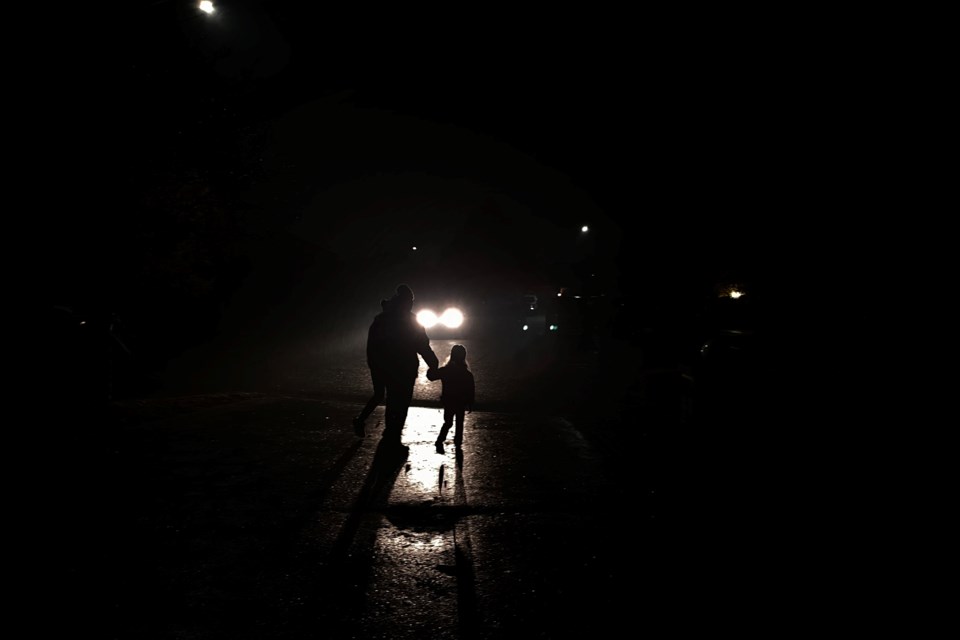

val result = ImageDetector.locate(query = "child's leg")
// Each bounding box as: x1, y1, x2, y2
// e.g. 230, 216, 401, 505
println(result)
453, 407, 466, 446
437, 406, 454, 444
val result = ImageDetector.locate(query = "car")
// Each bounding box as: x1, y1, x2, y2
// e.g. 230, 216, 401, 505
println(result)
415, 303, 469, 339
677, 294, 784, 427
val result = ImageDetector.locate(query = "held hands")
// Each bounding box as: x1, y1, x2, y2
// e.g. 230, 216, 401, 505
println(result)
425, 367, 439, 381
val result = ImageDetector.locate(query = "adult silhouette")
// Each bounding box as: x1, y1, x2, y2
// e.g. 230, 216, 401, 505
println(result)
364, 284, 439, 450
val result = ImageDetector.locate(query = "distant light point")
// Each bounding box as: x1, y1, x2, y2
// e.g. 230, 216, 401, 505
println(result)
581, 225, 589, 233
412, 246, 417, 251
719, 285, 746, 299
198, 1, 215, 14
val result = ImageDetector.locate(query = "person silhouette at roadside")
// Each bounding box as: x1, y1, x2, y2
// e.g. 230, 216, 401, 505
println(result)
427, 343, 475, 451
364, 284, 439, 451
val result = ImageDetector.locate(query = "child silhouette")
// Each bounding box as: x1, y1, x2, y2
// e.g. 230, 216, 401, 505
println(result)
426, 344, 475, 451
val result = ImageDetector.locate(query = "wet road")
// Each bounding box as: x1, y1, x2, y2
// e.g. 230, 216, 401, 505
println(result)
285, 405, 639, 639
42, 332, 676, 638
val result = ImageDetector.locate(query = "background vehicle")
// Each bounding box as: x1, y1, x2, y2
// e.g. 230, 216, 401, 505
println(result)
677, 293, 783, 427
415, 301, 470, 340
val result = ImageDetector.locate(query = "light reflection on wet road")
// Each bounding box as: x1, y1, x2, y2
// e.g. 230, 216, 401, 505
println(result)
393, 406, 454, 498
362, 408, 471, 639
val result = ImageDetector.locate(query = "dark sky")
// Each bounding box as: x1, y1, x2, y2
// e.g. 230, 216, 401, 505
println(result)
37, 1, 885, 366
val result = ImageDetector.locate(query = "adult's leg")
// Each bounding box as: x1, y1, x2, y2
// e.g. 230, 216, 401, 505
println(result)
357, 381, 385, 423
354, 376, 385, 437
383, 376, 415, 444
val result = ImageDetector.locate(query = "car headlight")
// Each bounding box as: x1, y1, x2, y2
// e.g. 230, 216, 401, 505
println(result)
417, 308, 464, 329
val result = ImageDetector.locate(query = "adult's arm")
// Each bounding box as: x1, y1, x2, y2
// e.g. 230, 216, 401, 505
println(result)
416, 326, 440, 370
